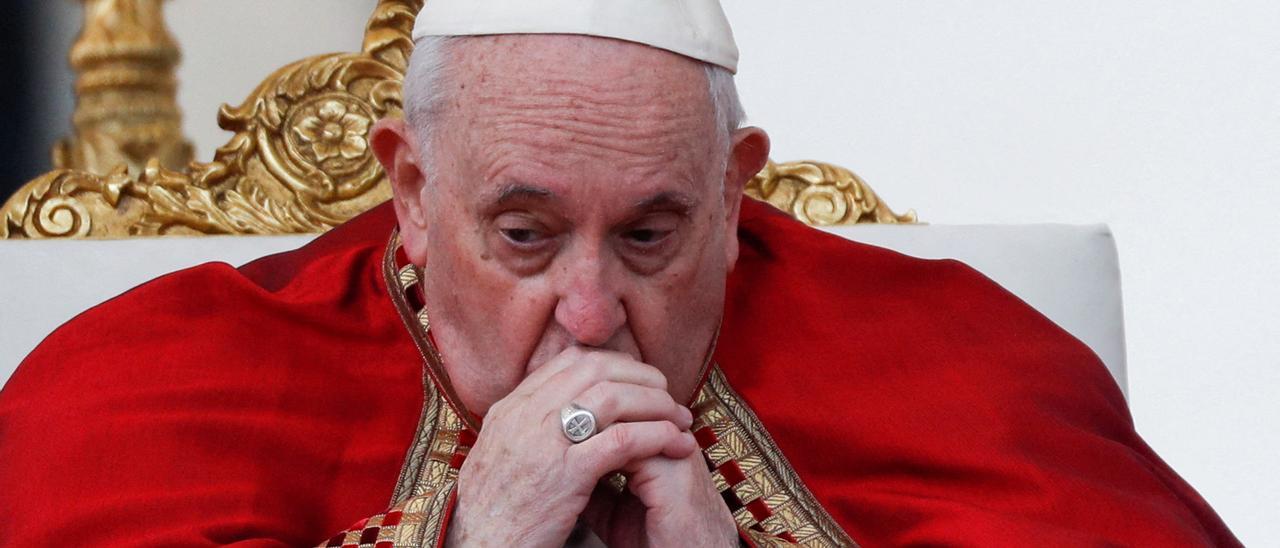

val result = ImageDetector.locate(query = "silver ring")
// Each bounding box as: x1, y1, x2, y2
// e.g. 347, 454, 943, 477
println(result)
560, 403, 598, 444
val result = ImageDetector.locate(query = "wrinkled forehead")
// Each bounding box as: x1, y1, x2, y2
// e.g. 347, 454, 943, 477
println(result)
440, 35, 720, 168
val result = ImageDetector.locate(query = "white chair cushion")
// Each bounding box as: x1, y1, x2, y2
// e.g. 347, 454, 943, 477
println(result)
0, 225, 1125, 396
823, 224, 1126, 393
1, 235, 313, 386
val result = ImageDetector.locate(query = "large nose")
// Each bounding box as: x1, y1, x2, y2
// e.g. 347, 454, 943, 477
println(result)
553, 247, 626, 347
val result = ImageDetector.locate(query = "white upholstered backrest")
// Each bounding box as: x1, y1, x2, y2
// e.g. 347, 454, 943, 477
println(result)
0, 235, 313, 386
0, 225, 1126, 395
825, 224, 1126, 393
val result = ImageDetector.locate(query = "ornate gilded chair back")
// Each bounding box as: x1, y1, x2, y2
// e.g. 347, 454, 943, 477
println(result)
1, 0, 914, 239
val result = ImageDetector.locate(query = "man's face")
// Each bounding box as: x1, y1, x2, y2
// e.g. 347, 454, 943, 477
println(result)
402, 36, 740, 414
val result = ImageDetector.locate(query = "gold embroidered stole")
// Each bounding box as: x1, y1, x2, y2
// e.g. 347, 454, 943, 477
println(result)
369, 234, 855, 547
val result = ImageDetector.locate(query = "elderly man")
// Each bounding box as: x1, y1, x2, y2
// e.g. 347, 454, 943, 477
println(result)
0, 1, 1238, 546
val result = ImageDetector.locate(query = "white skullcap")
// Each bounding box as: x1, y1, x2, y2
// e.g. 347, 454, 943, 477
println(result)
412, 0, 740, 73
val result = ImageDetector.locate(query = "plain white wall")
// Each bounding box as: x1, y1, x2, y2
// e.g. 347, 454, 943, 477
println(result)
727, 0, 1274, 540
23, 1, 1278, 543
723, 2, 1279, 543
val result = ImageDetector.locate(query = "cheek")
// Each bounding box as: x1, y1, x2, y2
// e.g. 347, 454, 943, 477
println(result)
422, 226, 561, 408
628, 229, 730, 339
423, 201, 536, 321
430, 225, 551, 327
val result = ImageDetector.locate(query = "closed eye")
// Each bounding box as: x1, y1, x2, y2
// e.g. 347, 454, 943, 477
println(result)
501, 228, 544, 245
624, 228, 668, 245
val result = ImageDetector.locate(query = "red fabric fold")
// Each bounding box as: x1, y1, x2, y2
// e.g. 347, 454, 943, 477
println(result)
0, 199, 1238, 546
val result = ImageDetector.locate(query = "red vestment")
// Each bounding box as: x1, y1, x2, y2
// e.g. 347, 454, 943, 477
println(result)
0, 198, 1238, 546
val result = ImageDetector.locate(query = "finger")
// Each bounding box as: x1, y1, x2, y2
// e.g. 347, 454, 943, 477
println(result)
514, 345, 593, 391
617, 451, 739, 547
509, 347, 658, 400
621, 447, 705, 485
538, 350, 669, 403
573, 381, 693, 432
568, 421, 698, 480
579, 481, 628, 541
619, 451, 719, 512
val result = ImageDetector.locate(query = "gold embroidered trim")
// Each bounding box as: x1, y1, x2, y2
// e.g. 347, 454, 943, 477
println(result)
383, 231, 477, 433
319, 486, 456, 548
381, 231, 469, 512
744, 528, 804, 547
381, 231, 853, 546
696, 368, 856, 547
392, 487, 458, 547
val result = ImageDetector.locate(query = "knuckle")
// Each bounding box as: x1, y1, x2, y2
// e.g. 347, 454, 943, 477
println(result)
652, 386, 677, 406
486, 397, 511, 417
652, 377, 669, 393
644, 365, 669, 390
552, 347, 582, 373
599, 379, 626, 399
489, 391, 526, 416
603, 425, 633, 451
578, 382, 615, 415
595, 355, 621, 378
573, 352, 607, 380
539, 407, 559, 432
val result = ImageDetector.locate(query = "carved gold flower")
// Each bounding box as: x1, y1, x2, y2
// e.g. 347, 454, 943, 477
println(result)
294, 100, 371, 162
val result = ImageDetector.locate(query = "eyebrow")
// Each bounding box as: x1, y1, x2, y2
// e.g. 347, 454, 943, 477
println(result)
490, 183, 557, 207
484, 183, 699, 216
632, 191, 699, 216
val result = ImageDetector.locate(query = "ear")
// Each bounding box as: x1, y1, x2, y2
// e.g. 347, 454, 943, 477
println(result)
721, 127, 771, 270
371, 117, 430, 265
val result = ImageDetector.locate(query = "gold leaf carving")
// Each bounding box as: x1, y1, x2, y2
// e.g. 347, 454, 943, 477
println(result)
0, 169, 128, 238
57, 0, 193, 176
746, 160, 917, 226
2, 0, 421, 238
2, 0, 915, 238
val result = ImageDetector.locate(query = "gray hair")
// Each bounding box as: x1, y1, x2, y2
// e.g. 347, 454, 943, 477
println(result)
404, 36, 745, 170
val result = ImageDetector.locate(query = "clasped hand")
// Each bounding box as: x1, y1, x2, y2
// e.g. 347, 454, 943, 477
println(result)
444, 347, 737, 547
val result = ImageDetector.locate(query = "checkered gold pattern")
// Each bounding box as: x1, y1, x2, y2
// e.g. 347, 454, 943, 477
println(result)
348, 233, 855, 547
695, 369, 856, 547
321, 486, 457, 548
